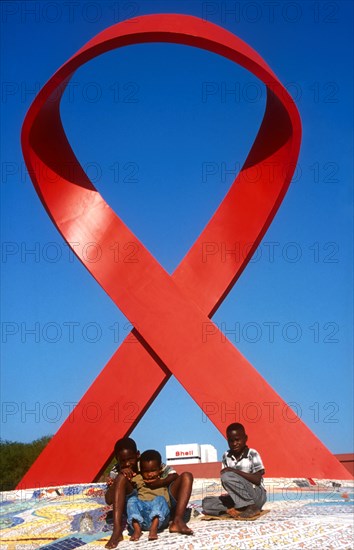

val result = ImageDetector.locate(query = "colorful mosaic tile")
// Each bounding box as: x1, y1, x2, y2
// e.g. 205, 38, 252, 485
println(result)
1, 481, 353, 549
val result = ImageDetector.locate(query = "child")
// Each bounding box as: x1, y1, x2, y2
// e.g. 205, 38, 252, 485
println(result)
105, 438, 193, 548
126, 450, 171, 541
202, 423, 267, 519
105, 437, 140, 548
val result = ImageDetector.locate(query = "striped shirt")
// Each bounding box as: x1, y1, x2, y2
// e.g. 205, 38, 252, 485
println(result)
222, 446, 265, 475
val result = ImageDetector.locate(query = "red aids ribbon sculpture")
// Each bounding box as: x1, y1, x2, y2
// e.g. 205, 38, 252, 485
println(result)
19, 14, 351, 487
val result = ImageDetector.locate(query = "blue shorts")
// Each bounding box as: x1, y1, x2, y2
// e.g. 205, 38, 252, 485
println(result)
126, 494, 170, 531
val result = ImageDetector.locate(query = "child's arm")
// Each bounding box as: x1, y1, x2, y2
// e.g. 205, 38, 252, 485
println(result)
119, 467, 136, 480
105, 477, 115, 505
143, 464, 178, 489
105, 465, 136, 504
143, 472, 178, 489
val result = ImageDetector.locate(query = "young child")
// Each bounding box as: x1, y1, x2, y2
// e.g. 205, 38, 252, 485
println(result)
105, 437, 140, 548
105, 438, 193, 548
202, 423, 267, 519
126, 450, 171, 541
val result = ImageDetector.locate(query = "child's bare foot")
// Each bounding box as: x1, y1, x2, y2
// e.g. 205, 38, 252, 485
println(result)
130, 520, 142, 541
169, 518, 193, 535
238, 504, 261, 519
105, 532, 123, 548
129, 533, 142, 541
226, 507, 242, 518
148, 516, 159, 540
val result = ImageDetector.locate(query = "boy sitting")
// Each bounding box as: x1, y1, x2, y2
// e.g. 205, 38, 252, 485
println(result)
105, 437, 139, 548
202, 423, 266, 519
126, 449, 171, 541
105, 437, 193, 548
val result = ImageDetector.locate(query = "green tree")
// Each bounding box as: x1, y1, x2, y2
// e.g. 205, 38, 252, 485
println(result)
0, 436, 52, 491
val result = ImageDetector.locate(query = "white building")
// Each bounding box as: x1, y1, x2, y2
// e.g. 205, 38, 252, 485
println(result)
200, 444, 218, 463
166, 443, 218, 465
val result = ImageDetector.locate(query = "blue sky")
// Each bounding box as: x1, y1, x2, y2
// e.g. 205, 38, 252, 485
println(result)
1, 0, 353, 462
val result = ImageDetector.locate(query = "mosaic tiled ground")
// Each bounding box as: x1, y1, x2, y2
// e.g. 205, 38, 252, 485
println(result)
1, 480, 353, 549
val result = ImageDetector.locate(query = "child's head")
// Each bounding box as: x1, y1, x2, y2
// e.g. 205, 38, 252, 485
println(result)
114, 437, 140, 471
226, 423, 248, 455
139, 449, 162, 481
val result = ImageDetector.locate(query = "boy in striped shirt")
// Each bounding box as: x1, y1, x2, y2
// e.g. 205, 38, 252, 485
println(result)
202, 423, 266, 519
